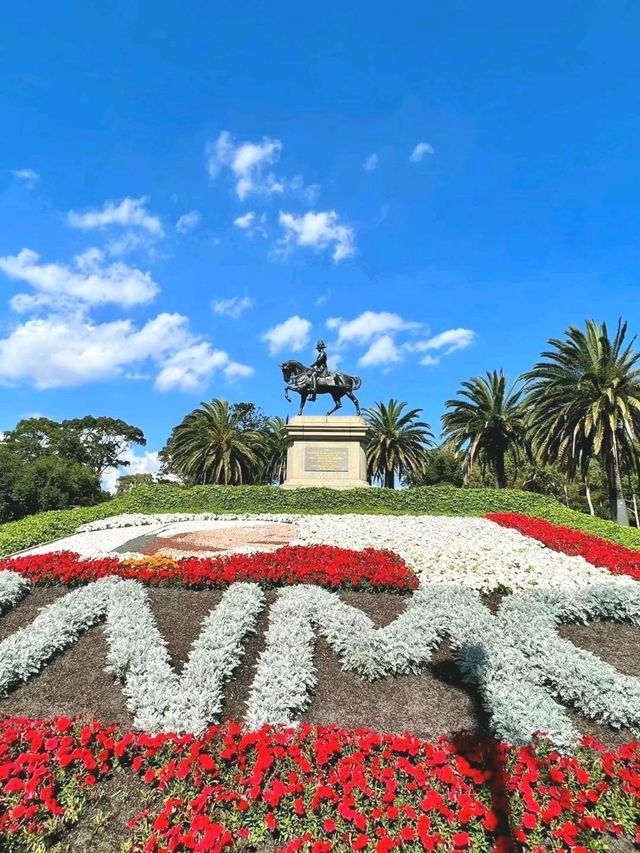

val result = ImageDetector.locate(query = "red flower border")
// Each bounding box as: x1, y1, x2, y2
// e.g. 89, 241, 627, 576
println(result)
1, 716, 639, 851
486, 513, 640, 581
0, 546, 418, 593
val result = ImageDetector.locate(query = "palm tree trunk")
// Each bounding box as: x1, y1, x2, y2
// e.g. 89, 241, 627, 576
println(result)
605, 440, 629, 525
384, 468, 395, 489
584, 476, 595, 516
493, 453, 507, 489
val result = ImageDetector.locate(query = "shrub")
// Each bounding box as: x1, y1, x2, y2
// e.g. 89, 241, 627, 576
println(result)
2, 483, 640, 555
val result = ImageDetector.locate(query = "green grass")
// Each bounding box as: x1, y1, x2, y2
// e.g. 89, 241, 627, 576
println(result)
2, 483, 640, 556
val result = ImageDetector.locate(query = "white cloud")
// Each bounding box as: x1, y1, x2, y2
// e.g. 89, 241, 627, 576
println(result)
207, 131, 284, 200
0, 311, 253, 391
176, 210, 201, 233
212, 296, 254, 319
67, 197, 164, 236
223, 361, 255, 380
11, 168, 39, 187
155, 341, 253, 392
414, 328, 476, 353
420, 354, 440, 367
278, 210, 355, 262
105, 231, 148, 257
358, 335, 403, 367
409, 142, 434, 162
363, 153, 378, 172
0, 248, 159, 309
234, 211, 267, 238
233, 211, 255, 229
262, 315, 311, 355
327, 311, 420, 346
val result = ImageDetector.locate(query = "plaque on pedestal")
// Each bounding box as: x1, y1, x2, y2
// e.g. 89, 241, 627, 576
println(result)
281, 416, 370, 490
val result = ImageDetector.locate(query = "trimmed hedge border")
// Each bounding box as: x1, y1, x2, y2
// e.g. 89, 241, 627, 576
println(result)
2, 483, 640, 556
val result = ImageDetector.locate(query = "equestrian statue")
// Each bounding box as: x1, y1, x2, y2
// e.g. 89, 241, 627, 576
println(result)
281, 340, 362, 416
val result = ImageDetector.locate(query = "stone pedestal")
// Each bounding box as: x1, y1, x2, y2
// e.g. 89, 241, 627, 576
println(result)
281, 416, 370, 490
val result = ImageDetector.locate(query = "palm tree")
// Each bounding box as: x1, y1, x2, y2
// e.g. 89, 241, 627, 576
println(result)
163, 399, 265, 485
364, 399, 434, 488
522, 320, 640, 525
441, 371, 527, 488
262, 416, 290, 485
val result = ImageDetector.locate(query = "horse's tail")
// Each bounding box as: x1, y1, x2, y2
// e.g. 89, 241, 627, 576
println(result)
352, 375, 362, 391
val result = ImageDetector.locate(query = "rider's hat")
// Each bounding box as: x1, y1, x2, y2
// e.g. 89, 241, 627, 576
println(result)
316, 339, 326, 350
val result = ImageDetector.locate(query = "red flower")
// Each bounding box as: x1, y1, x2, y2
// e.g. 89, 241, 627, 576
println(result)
0, 545, 417, 593
485, 513, 640, 580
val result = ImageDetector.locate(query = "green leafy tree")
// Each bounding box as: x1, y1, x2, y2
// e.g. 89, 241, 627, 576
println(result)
523, 319, 640, 525
364, 399, 434, 488
441, 370, 527, 489
2, 418, 70, 462
62, 416, 146, 477
0, 448, 104, 522
116, 473, 155, 495
229, 403, 270, 433
161, 399, 265, 485
4, 415, 146, 477
402, 446, 464, 487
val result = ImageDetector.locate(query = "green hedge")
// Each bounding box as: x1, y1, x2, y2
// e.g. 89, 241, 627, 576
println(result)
2, 483, 640, 556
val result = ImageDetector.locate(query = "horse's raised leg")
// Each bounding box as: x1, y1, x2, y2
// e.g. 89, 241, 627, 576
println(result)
346, 391, 361, 416
326, 391, 342, 416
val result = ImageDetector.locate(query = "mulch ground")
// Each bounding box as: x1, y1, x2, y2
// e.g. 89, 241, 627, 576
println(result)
0, 586, 638, 748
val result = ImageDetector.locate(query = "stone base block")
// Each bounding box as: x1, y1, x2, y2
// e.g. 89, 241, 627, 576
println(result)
281, 416, 370, 490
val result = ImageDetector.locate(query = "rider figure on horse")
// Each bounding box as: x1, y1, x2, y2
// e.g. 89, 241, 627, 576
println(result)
308, 340, 329, 400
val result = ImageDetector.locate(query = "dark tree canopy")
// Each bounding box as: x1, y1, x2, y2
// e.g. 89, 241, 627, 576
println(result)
0, 447, 105, 522
4, 415, 146, 477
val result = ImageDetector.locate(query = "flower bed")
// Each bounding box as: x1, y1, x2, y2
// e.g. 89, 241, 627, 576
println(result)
1, 716, 639, 852
18, 512, 620, 592
487, 513, 640, 581
0, 546, 417, 593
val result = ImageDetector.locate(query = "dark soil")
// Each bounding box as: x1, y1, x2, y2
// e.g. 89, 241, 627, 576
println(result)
0, 586, 67, 642
147, 588, 224, 672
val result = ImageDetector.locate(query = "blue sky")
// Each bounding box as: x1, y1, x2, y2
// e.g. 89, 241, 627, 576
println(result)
1, 1, 640, 484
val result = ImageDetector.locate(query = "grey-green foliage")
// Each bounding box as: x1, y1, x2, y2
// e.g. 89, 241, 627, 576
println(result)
499, 582, 640, 732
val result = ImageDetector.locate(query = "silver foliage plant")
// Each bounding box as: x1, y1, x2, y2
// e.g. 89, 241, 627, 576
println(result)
247, 580, 640, 746
2, 568, 640, 746
0, 570, 30, 614
0, 577, 264, 735
0, 578, 118, 695
499, 581, 640, 734
104, 580, 265, 733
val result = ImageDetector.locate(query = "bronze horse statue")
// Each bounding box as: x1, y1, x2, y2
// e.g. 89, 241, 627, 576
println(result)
280, 360, 362, 416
